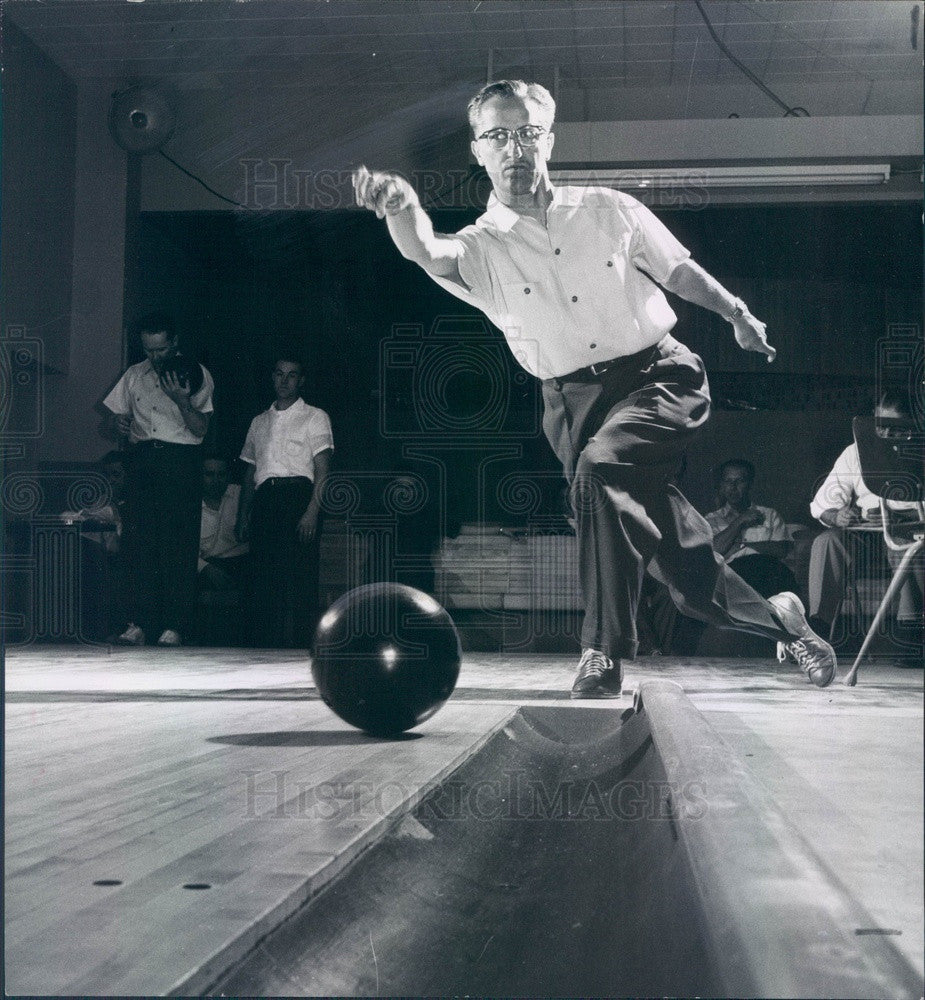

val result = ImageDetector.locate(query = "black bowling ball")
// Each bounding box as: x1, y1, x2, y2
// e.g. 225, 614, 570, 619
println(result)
311, 583, 461, 736
159, 355, 204, 396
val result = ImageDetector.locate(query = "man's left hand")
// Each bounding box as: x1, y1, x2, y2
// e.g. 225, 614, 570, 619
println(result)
733, 311, 776, 363
160, 369, 192, 407
297, 508, 319, 544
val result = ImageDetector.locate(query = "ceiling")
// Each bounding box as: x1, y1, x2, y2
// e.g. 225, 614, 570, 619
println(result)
5, 0, 924, 118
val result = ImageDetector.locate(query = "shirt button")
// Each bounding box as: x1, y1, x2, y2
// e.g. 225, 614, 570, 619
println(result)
554, 248, 561, 255
571, 295, 578, 303
590, 343, 597, 349
524, 287, 531, 294
607, 260, 614, 267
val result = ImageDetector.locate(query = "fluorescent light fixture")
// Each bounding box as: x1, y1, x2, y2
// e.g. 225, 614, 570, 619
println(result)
549, 164, 892, 188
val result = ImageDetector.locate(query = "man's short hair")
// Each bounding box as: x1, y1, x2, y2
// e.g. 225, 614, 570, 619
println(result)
135, 311, 176, 341
876, 388, 912, 419
716, 458, 755, 484
466, 80, 556, 135
272, 352, 305, 375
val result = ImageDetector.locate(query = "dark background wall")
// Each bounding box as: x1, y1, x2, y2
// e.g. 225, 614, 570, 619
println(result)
0, 22, 77, 376
0, 22, 78, 470
127, 201, 922, 525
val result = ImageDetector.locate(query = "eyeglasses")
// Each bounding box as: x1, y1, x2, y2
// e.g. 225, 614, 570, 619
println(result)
476, 125, 547, 150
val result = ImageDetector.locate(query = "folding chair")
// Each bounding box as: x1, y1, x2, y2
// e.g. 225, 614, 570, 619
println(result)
844, 415, 925, 685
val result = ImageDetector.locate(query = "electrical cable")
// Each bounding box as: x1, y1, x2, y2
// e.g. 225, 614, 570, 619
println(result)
158, 150, 248, 208
693, 0, 810, 116
157, 148, 476, 215
419, 168, 481, 211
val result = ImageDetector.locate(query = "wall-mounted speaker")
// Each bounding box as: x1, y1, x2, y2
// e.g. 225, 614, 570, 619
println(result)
108, 86, 175, 154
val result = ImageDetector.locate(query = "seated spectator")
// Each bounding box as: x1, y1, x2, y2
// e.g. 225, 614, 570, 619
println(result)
808, 392, 923, 641
705, 459, 797, 599
199, 455, 249, 592
61, 450, 126, 549
60, 451, 130, 640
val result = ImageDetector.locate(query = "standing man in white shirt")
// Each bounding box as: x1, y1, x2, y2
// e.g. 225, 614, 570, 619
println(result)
353, 78, 836, 695
237, 354, 333, 647
103, 313, 214, 647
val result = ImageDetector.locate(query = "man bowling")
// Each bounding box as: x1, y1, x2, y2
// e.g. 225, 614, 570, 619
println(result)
353, 79, 836, 698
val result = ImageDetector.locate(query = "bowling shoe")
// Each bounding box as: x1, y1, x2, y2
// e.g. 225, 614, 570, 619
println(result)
571, 648, 623, 699
116, 622, 146, 646
768, 591, 837, 688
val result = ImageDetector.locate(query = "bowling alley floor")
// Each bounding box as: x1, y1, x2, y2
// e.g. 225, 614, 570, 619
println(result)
4, 645, 923, 997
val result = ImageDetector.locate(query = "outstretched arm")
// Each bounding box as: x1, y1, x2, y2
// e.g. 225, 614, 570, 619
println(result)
662, 259, 776, 362
353, 166, 463, 281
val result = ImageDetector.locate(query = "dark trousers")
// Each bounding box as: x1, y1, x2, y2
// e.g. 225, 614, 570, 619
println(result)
249, 477, 320, 648
125, 441, 202, 639
542, 334, 793, 661
726, 553, 797, 600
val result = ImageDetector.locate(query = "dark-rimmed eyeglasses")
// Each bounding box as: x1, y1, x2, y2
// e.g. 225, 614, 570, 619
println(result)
476, 125, 547, 150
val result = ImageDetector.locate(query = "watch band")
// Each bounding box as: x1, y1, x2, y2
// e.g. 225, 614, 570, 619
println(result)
725, 298, 747, 322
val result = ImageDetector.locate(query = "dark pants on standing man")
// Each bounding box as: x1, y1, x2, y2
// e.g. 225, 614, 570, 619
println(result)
541, 333, 793, 662
249, 476, 320, 648
125, 440, 202, 640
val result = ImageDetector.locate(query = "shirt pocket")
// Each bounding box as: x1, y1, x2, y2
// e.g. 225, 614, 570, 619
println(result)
284, 437, 305, 460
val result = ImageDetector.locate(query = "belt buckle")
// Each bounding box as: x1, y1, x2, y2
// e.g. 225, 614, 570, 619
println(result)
588, 361, 611, 377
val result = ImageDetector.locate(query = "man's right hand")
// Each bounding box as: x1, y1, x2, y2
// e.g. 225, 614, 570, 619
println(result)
114, 414, 131, 437
832, 505, 862, 528
353, 166, 417, 218
739, 506, 765, 528
235, 517, 250, 544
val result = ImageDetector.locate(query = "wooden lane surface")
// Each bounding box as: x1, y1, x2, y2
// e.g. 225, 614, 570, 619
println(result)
4, 646, 922, 993
4, 648, 518, 996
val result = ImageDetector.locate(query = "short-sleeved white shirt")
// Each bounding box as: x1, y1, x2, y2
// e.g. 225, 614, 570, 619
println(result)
706, 504, 789, 562
240, 398, 333, 489
102, 358, 214, 445
810, 442, 918, 521
427, 185, 691, 379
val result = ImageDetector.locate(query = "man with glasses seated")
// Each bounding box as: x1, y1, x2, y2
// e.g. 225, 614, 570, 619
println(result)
353, 79, 837, 696
808, 391, 923, 648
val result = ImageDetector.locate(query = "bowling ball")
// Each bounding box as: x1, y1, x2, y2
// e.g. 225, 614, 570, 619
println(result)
311, 583, 461, 736
159, 355, 204, 396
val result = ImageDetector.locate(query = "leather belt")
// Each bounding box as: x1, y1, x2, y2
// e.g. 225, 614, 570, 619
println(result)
548, 342, 663, 388
259, 476, 311, 488
135, 439, 198, 450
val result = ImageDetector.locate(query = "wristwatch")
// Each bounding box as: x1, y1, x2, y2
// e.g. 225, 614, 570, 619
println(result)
725, 298, 747, 322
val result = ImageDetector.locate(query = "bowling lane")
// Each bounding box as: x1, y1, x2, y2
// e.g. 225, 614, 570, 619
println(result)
215, 704, 724, 998
4, 682, 515, 997
215, 688, 922, 999
699, 694, 925, 980
5, 646, 922, 997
